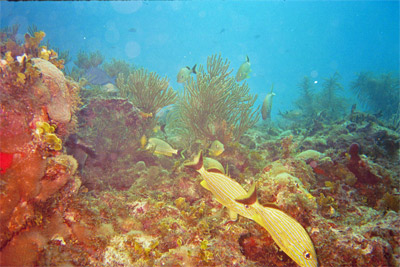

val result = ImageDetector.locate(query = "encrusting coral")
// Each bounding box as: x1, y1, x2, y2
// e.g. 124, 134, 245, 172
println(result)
173, 54, 259, 145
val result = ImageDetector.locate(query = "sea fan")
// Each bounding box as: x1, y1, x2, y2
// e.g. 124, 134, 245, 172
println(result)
351, 72, 399, 119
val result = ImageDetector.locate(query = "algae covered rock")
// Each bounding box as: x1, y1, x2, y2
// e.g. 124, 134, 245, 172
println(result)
296, 149, 323, 161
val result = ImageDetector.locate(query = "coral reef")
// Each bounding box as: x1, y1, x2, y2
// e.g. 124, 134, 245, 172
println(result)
1, 26, 399, 267
0, 29, 81, 265
74, 98, 156, 190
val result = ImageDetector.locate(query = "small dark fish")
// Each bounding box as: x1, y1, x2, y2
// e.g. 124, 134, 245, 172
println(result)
128, 28, 137, 33
85, 67, 115, 86
65, 134, 96, 172
218, 28, 225, 34
373, 110, 383, 118
350, 104, 357, 114
279, 109, 303, 121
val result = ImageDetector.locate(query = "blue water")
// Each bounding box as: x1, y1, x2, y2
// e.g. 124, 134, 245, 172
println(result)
1, 1, 399, 119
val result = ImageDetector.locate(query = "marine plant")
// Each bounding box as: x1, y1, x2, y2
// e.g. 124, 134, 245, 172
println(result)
315, 72, 347, 122
116, 67, 177, 119
351, 71, 399, 120
74, 50, 104, 70
0, 24, 19, 44
294, 76, 316, 120
103, 58, 132, 79
173, 54, 259, 144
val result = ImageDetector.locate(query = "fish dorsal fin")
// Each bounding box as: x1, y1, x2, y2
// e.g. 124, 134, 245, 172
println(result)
184, 151, 203, 171
270, 83, 274, 94
246, 55, 250, 62
207, 168, 224, 174
235, 183, 257, 205
228, 209, 238, 221
200, 180, 211, 191
262, 203, 281, 210
185, 66, 191, 70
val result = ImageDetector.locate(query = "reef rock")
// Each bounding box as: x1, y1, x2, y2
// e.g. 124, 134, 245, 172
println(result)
32, 58, 72, 123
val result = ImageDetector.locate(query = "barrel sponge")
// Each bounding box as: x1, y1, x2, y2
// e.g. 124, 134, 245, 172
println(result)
31, 58, 71, 124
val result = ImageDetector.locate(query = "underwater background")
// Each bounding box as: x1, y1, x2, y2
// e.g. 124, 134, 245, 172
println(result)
0, 1, 399, 267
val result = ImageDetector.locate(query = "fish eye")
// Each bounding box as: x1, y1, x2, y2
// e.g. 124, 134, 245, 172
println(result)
303, 251, 312, 260
244, 205, 249, 209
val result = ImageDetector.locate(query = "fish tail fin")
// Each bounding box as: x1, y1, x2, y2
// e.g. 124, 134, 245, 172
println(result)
177, 148, 186, 159
184, 151, 203, 171
192, 64, 197, 74
235, 183, 258, 205
160, 124, 166, 133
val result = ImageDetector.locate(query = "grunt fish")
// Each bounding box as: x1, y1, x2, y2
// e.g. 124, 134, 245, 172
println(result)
185, 151, 257, 221
235, 55, 251, 82
208, 140, 225, 157
261, 84, 276, 120
235, 186, 318, 267
177, 64, 197, 83
279, 109, 303, 121
204, 157, 225, 174
185, 152, 256, 221
145, 137, 178, 157
140, 135, 147, 149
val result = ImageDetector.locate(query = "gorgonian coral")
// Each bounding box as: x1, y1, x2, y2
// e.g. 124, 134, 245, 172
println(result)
351, 71, 399, 120
117, 68, 177, 117
172, 54, 259, 144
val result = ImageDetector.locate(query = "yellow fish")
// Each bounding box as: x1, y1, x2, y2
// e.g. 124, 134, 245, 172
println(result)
140, 135, 147, 149
139, 111, 153, 119
204, 157, 225, 174
208, 140, 224, 157
235, 55, 251, 82
261, 84, 276, 120
177, 64, 197, 83
145, 138, 177, 156
185, 151, 256, 221
235, 186, 318, 267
